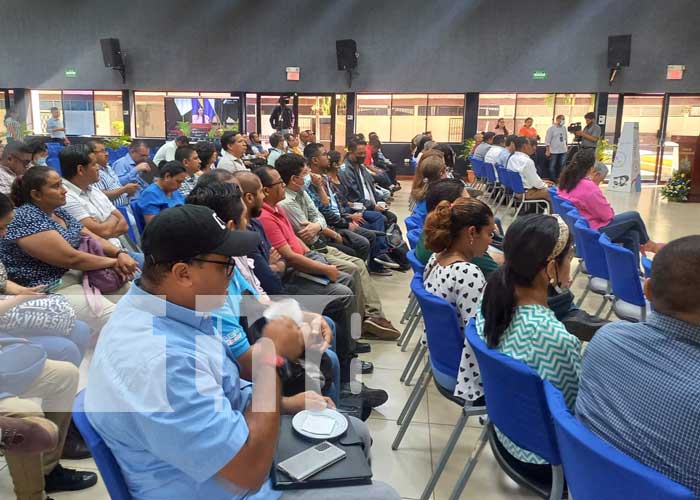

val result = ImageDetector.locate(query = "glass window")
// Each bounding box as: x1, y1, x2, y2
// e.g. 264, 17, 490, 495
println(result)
93, 91, 124, 136
477, 93, 515, 136
30, 90, 62, 134
356, 94, 391, 142
62, 90, 95, 136
604, 93, 619, 144
620, 94, 664, 181
554, 93, 596, 143
246, 93, 257, 134
390, 94, 427, 142
334, 94, 347, 153
259, 94, 286, 142
297, 96, 332, 151
514, 93, 554, 141
426, 94, 464, 142
0, 90, 6, 137
134, 91, 166, 138
662, 95, 700, 182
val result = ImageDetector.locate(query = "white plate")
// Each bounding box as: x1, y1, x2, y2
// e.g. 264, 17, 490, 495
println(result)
292, 408, 348, 440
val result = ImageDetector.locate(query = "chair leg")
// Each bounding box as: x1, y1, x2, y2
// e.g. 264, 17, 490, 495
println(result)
605, 300, 615, 320
397, 361, 430, 426
393, 364, 430, 449
397, 302, 420, 347
419, 406, 486, 500
400, 340, 425, 383
400, 293, 416, 325
571, 258, 583, 282
513, 200, 523, 219
549, 465, 565, 500
404, 345, 427, 386
575, 282, 590, 307
400, 317, 421, 352
447, 420, 491, 500
594, 296, 609, 317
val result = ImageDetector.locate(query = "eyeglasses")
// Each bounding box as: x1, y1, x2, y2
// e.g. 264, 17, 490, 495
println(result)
191, 257, 236, 277
12, 156, 31, 166
266, 180, 285, 188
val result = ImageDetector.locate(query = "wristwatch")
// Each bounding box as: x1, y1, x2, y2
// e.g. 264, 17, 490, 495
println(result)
116, 250, 128, 257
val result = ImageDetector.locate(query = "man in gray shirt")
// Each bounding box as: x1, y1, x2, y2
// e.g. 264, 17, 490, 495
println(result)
46, 107, 69, 145
545, 114, 569, 180
473, 131, 495, 160
576, 111, 601, 150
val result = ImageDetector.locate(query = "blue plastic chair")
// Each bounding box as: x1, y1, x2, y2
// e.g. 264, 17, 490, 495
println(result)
506, 169, 550, 218
46, 155, 62, 174
404, 214, 422, 233
394, 277, 487, 500
572, 220, 611, 315
397, 250, 425, 353
544, 383, 694, 500
465, 321, 564, 500
598, 233, 648, 322
407, 228, 421, 250
129, 199, 147, 235
72, 391, 133, 500
116, 205, 139, 247
46, 142, 64, 156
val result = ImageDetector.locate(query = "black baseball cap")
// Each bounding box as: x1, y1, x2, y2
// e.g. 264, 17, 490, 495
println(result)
141, 205, 259, 262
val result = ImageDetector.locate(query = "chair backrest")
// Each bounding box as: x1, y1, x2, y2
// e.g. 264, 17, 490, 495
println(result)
411, 276, 465, 381
470, 156, 483, 178
506, 169, 525, 194
404, 215, 421, 233
465, 321, 561, 464
544, 383, 694, 500
495, 164, 508, 188
484, 162, 497, 183
129, 199, 146, 236
573, 220, 609, 279
117, 205, 138, 244
46, 142, 64, 155
72, 391, 133, 500
598, 233, 645, 307
407, 228, 421, 250
559, 200, 575, 214
46, 155, 62, 174
406, 249, 426, 276
549, 191, 563, 215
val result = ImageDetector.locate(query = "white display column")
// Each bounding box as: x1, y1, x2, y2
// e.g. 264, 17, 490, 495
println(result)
609, 122, 642, 193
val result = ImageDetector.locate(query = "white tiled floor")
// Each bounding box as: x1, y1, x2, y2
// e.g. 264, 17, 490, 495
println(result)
1, 184, 696, 499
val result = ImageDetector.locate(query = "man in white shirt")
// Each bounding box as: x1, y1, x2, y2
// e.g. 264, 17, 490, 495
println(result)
217, 131, 248, 172
60, 145, 144, 267
545, 115, 568, 181
483, 134, 506, 177
507, 136, 551, 202
266, 132, 286, 167
46, 107, 70, 145
152, 135, 189, 166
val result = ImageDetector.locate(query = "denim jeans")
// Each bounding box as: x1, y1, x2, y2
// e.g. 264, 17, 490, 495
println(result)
548, 153, 567, 181
22, 320, 92, 367
599, 211, 650, 269
360, 210, 390, 270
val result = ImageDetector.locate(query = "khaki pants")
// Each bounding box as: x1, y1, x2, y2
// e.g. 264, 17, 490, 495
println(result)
323, 246, 384, 318
524, 188, 551, 202
58, 270, 130, 333
0, 360, 79, 500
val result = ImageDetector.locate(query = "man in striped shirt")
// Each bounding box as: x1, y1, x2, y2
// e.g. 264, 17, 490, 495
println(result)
88, 140, 139, 207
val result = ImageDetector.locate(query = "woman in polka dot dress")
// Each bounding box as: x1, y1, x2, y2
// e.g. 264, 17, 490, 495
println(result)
422, 197, 496, 402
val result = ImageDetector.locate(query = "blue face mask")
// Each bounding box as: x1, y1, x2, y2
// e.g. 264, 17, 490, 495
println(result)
303, 174, 312, 188
34, 157, 47, 167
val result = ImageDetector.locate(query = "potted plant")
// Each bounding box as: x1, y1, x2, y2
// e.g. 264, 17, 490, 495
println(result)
459, 137, 476, 183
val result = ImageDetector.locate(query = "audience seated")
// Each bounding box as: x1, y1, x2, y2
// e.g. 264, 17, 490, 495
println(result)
60, 145, 144, 268
423, 197, 495, 398
88, 140, 139, 208
194, 140, 219, 173
137, 161, 187, 224
152, 135, 189, 166
27, 141, 49, 167
258, 161, 400, 342
499, 134, 518, 168
267, 132, 286, 167
576, 235, 700, 494
473, 131, 495, 160
299, 129, 315, 150
1, 166, 136, 331
285, 133, 303, 155
0, 356, 97, 498
339, 137, 397, 226
367, 132, 399, 189
410, 154, 447, 219
111, 140, 153, 195
478, 214, 581, 485
588, 160, 608, 185
217, 131, 248, 172
247, 132, 268, 158
557, 149, 662, 269
174, 145, 201, 196
0, 142, 32, 196
85, 204, 400, 500
507, 136, 551, 202
483, 134, 506, 170
304, 142, 399, 274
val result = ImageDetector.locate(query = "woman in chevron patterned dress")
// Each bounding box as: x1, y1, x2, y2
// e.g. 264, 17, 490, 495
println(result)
422, 197, 496, 402
478, 213, 582, 486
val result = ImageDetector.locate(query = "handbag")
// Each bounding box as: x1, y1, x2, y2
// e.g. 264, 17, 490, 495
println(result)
79, 235, 126, 317
0, 294, 76, 337
0, 337, 47, 397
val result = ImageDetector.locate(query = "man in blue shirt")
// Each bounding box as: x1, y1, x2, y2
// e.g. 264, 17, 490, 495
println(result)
86, 204, 398, 500
111, 140, 152, 195
576, 235, 700, 495
87, 140, 139, 207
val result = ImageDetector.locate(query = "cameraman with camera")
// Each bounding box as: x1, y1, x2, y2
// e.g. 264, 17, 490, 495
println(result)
575, 111, 601, 150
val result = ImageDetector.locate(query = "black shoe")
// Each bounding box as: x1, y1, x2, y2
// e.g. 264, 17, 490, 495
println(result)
361, 360, 374, 374
374, 254, 401, 269
341, 382, 389, 408
354, 341, 372, 354
369, 268, 393, 276
337, 396, 372, 421
44, 464, 98, 493
61, 420, 91, 460
561, 308, 609, 342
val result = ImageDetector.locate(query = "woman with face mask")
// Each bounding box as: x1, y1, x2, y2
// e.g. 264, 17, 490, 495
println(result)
478, 213, 581, 488
422, 197, 496, 399
28, 141, 49, 167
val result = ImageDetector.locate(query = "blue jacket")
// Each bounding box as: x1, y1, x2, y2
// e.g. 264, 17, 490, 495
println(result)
338, 158, 377, 210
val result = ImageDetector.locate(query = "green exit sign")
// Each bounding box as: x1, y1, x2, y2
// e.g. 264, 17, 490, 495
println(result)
65, 68, 78, 78
532, 70, 547, 80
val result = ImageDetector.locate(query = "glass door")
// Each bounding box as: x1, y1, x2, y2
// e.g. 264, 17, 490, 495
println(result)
258, 94, 287, 143
257, 94, 336, 150
619, 94, 664, 182
660, 95, 700, 183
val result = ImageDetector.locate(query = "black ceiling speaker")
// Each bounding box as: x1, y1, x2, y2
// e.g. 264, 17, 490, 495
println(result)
608, 34, 631, 68
100, 38, 126, 83
336, 39, 358, 71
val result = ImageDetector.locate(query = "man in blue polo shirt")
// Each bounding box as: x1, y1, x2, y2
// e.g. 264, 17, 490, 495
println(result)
85, 205, 398, 500
111, 140, 152, 195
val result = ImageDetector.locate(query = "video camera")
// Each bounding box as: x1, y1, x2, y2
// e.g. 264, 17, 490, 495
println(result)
568, 122, 582, 141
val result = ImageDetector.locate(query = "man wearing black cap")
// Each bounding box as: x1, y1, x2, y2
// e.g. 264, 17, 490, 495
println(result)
85, 205, 398, 500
